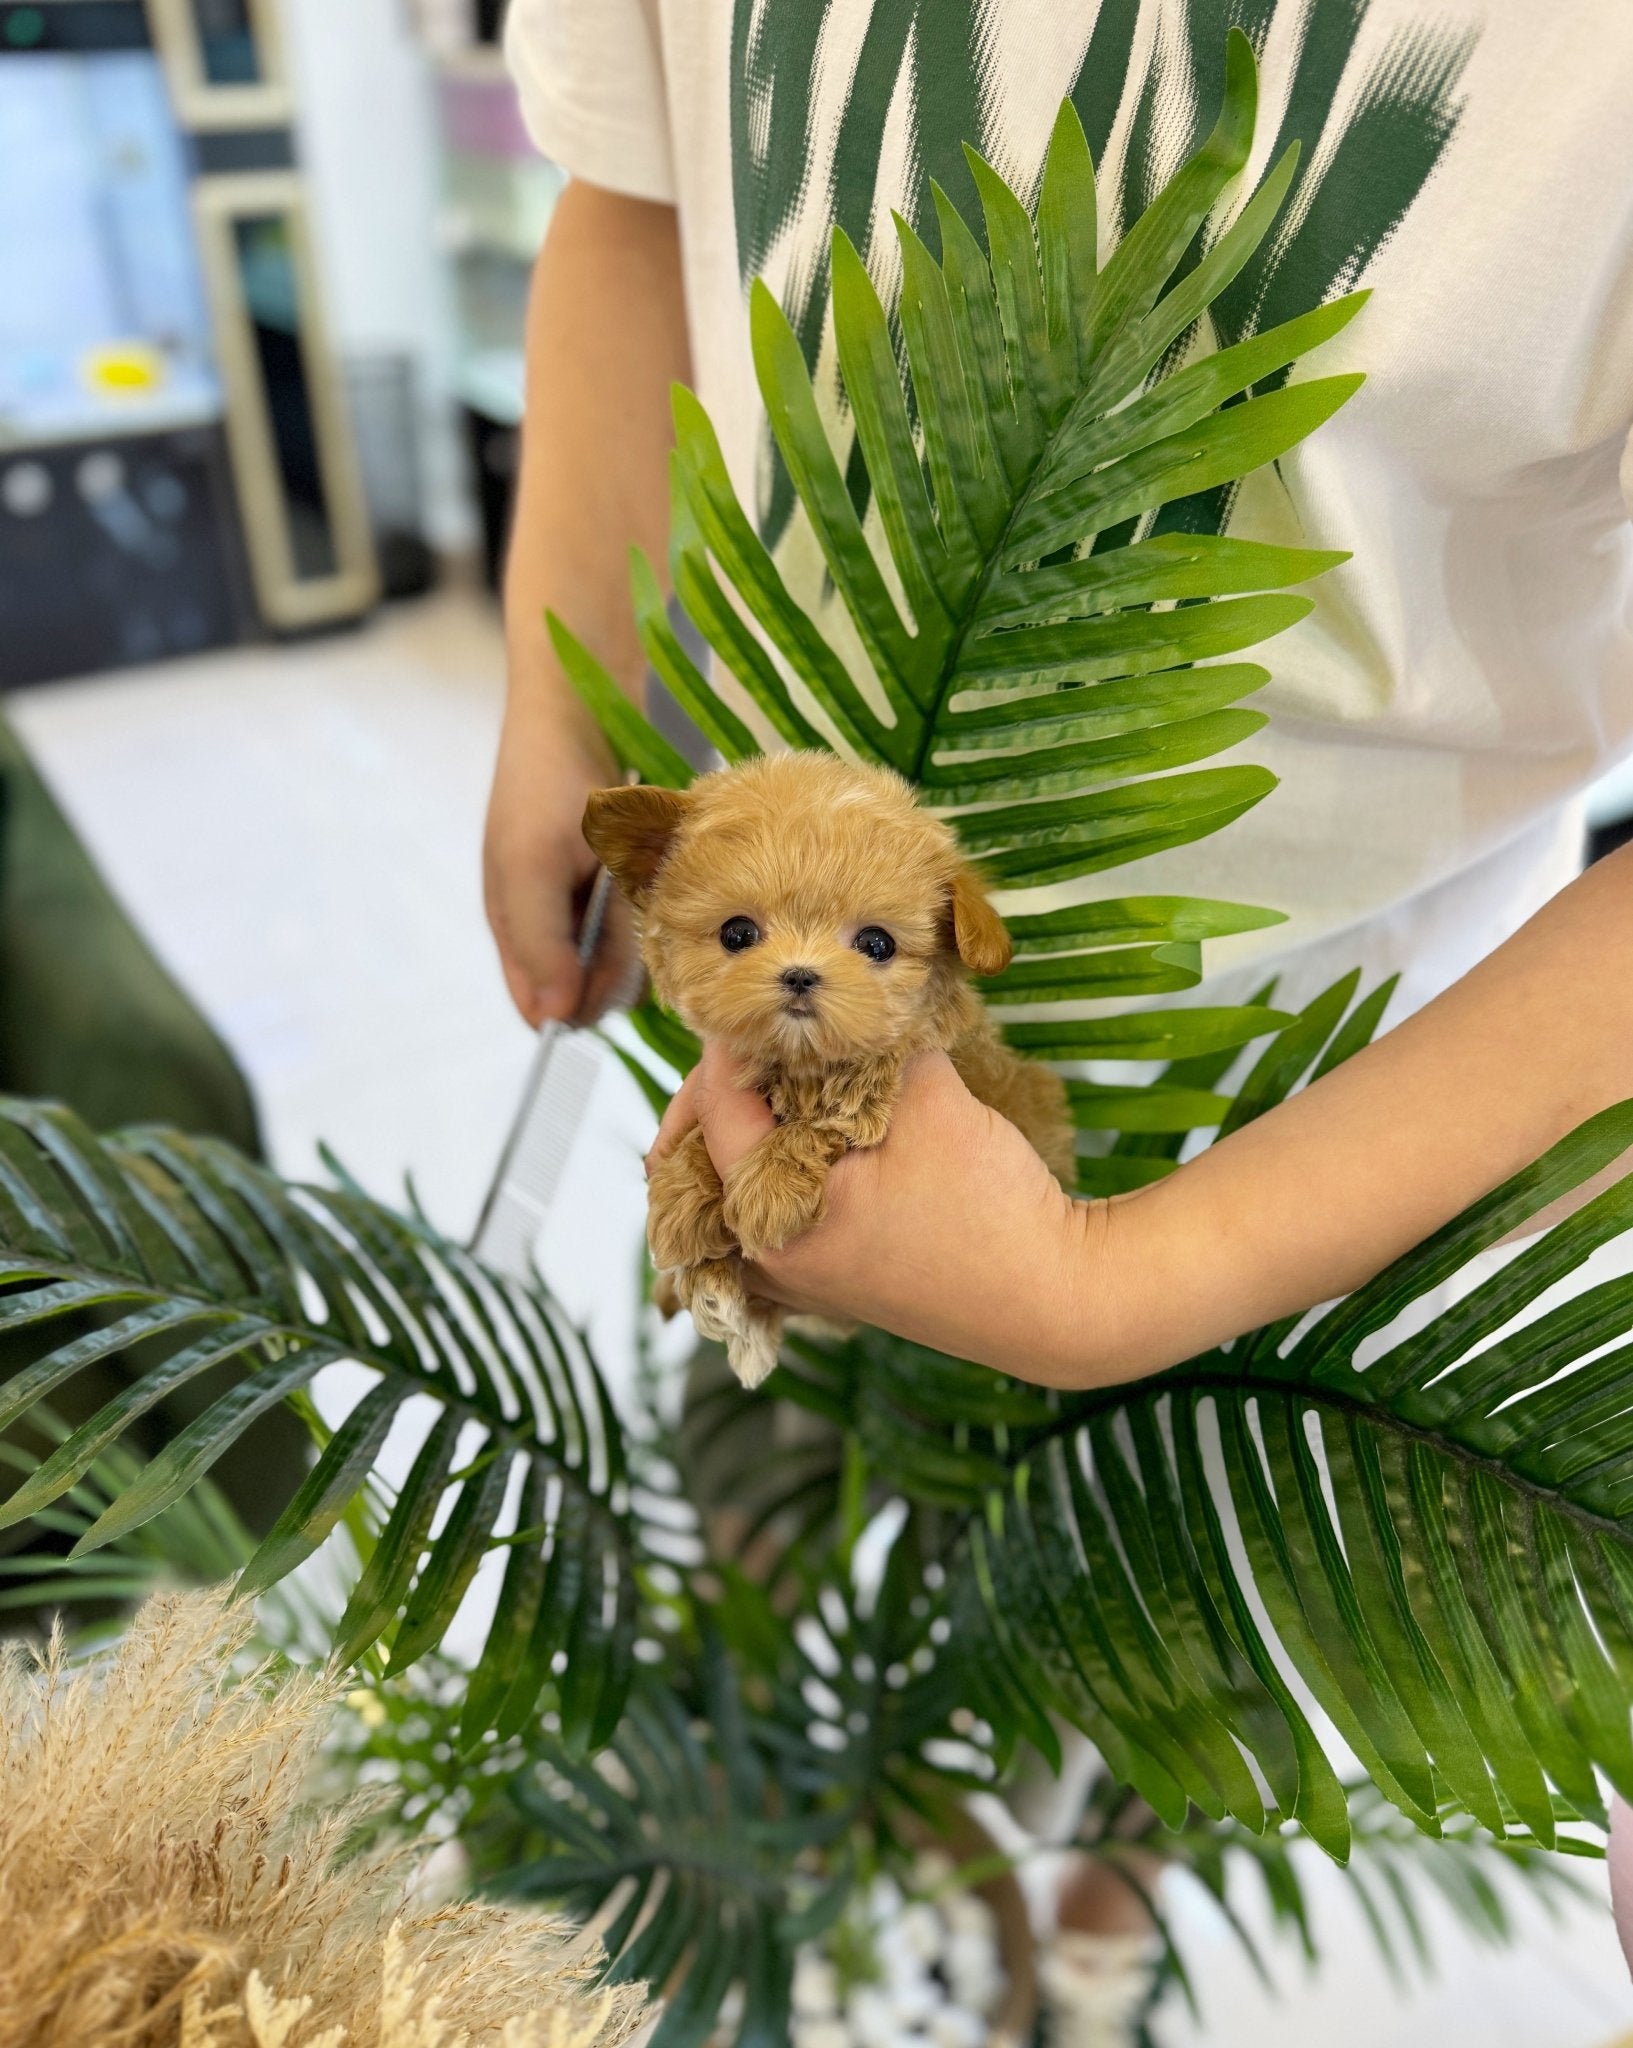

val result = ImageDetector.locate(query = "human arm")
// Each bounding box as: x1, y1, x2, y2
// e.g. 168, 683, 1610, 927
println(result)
653, 842, 1633, 1388
485, 179, 691, 1025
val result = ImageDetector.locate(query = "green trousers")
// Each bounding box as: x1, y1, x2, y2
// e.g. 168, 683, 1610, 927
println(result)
0, 713, 303, 1588
0, 716, 260, 1147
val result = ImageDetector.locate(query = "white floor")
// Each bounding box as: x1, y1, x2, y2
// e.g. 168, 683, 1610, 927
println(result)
10, 587, 1632, 2048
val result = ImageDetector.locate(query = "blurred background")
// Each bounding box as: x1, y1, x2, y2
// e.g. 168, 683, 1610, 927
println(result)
0, 3, 1631, 2043
0, 0, 652, 1339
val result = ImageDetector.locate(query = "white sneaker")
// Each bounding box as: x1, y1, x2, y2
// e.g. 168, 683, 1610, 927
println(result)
1037, 1932, 1160, 2048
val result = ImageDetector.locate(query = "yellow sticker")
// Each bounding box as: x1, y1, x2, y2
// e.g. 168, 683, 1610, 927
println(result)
83, 343, 167, 397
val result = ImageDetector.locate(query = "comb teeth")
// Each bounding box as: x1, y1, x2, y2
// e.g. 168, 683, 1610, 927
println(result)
471, 1029, 604, 1279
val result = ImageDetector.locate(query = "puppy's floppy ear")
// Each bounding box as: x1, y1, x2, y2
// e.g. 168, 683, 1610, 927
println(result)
583, 784, 693, 901
948, 865, 1012, 977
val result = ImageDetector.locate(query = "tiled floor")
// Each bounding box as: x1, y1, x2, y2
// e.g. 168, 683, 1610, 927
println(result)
10, 587, 1631, 2047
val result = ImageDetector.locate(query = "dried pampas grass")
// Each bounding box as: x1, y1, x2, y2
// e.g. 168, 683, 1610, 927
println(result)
0, 1590, 648, 2048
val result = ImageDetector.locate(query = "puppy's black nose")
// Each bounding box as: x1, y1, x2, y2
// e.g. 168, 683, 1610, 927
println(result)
780, 966, 821, 996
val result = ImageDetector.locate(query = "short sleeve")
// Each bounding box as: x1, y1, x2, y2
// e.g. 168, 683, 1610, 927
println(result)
504, 0, 676, 204
1621, 422, 1633, 524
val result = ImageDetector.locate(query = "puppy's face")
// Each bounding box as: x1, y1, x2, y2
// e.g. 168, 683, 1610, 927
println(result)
585, 754, 1010, 1069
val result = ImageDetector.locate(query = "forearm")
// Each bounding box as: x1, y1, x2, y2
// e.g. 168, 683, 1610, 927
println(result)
503, 179, 691, 727
675, 855, 1633, 1390
1088, 842, 1633, 1381
487, 182, 692, 1021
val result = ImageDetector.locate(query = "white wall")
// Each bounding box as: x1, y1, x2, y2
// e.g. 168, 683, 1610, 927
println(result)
279, 0, 477, 552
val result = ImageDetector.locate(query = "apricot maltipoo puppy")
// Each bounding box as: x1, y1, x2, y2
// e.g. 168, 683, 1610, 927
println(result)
586, 751, 1075, 1387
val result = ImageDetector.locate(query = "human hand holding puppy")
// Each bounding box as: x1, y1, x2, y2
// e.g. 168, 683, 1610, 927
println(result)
649, 1042, 1124, 1385
584, 752, 1076, 1387
593, 752, 1633, 1395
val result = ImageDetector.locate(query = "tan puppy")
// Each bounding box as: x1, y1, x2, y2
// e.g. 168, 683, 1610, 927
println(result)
585, 752, 1076, 1387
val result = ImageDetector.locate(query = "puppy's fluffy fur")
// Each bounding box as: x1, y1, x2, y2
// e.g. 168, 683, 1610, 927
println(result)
585, 752, 1075, 1387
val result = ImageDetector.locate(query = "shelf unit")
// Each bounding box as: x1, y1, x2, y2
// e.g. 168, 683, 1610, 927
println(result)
0, 0, 378, 686
424, 18, 562, 585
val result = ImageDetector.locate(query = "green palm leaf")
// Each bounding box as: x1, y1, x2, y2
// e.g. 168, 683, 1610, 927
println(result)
0, 1097, 637, 1751
503, 1676, 807, 2048
495, 1533, 996, 2048
554, 31, 1356, 1059
897, 1104, 1633, 1861
0, 1093, 1628, 2039
0, 1403, 328, 1653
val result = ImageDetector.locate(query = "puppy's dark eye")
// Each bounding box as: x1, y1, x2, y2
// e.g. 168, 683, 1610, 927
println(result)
720, 917, 760, 953
854, 926, 896, 964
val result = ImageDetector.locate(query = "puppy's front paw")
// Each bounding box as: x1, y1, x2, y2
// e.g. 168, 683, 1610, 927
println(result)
846, 1098, 894, 1151
727, 1305, 783, 1390
680, 1258, 741, 1345
722, 1141, 828, 1260
648, 1130, 736, 1270
673, 1260, 782, 1387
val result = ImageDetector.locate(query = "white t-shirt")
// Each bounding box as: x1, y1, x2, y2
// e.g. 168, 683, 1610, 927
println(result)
507, 0, 1633, 1017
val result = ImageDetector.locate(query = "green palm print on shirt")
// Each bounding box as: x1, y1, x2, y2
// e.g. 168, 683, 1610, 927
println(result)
730, 0, 1476, 546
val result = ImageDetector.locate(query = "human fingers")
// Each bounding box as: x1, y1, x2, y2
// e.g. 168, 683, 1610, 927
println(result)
729, 1053, 999, 1306
690, 1039, 777, 1179
647, 1058, 705, 1170
484, 833, 588, 1025
484, 694, 622, 1026
577, 891, 643, 1023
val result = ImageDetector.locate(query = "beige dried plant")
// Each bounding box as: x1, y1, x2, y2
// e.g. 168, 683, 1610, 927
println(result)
0, 1589, 649, 2048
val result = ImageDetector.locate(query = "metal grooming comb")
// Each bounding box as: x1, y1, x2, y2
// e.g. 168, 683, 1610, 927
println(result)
470, 865, 616, 1279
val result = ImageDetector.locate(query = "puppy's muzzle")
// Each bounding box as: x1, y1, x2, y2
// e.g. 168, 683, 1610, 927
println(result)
779, 965, 821, 1015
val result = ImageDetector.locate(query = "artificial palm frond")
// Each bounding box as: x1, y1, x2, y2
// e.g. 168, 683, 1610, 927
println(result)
736, 1095, 1633, 1864
1, 1090, 1627, 2044
573, 32, 1399, 1200
0, 1405, 332, 1658
1064, 963, 1394, 1193
5, 1081, 1631, 1888
554, 30, 1359, 1070
0, 1099, 637, 1751
465, 1526, 1004, 2048
505, 1673, 805, 2048
462, 1496, 1604, 2048
655, 973, 1633, 1866
618, 1018, 1633, 1871
933, 1102, 1633, 1864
